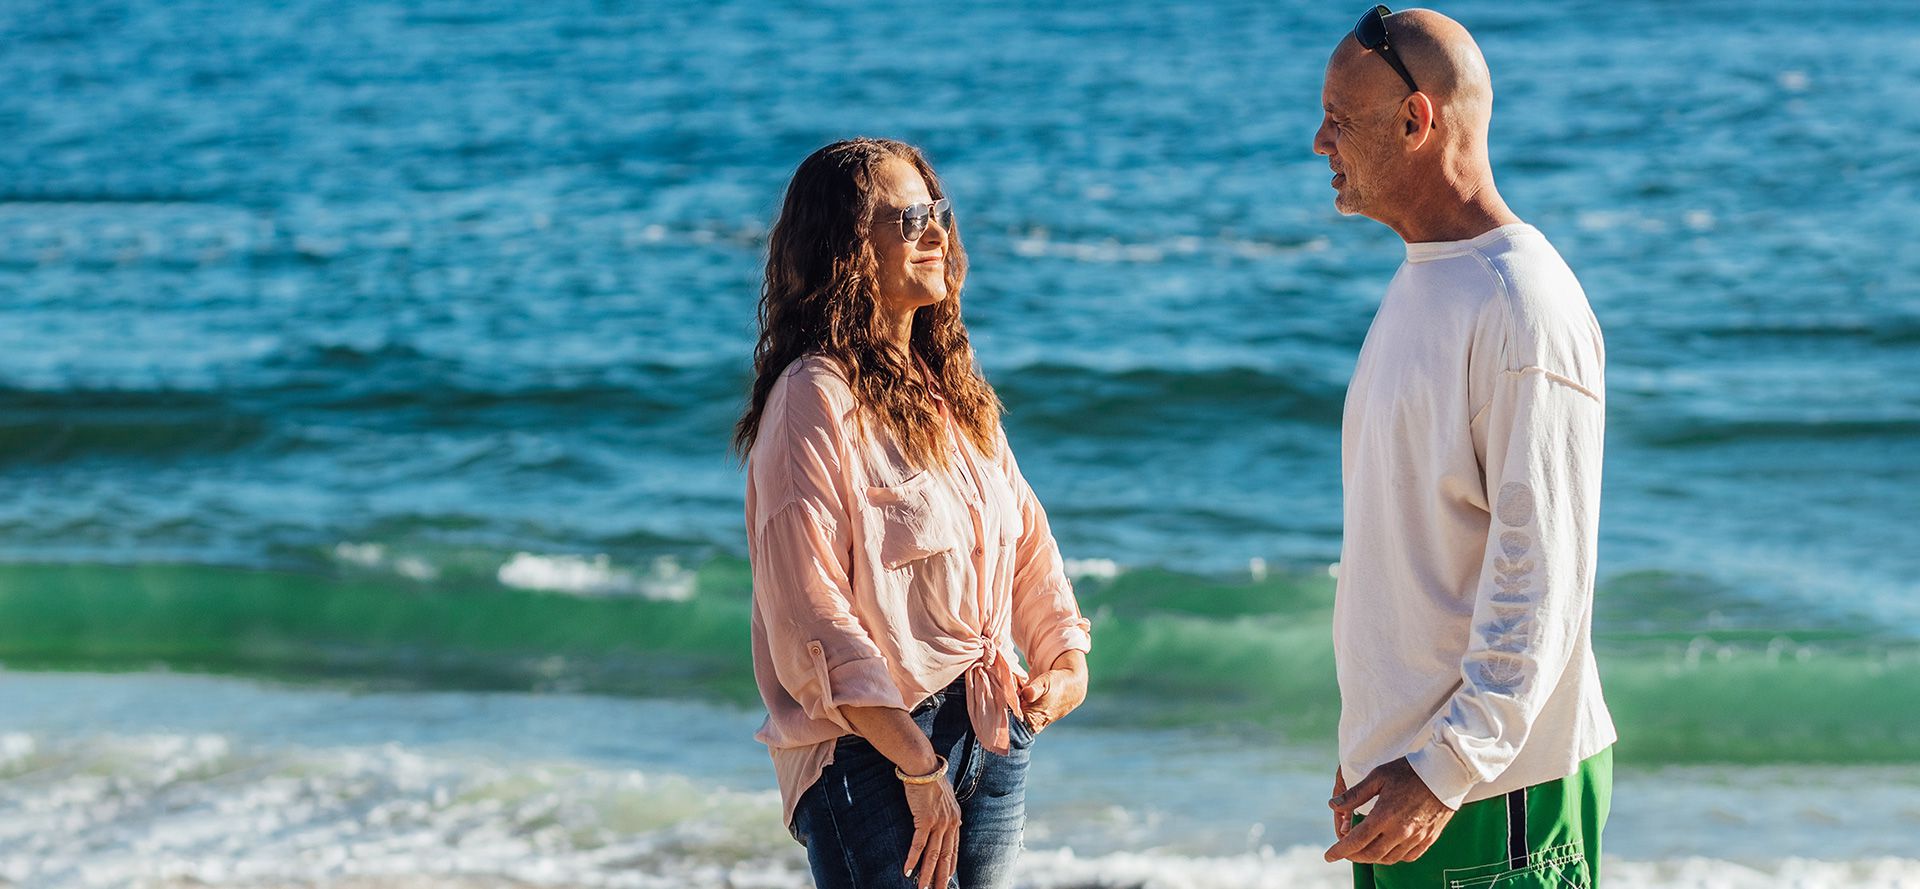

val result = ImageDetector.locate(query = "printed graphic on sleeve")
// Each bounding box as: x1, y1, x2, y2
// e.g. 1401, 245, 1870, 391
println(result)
1473, 656, 1528, 694
1473, 482, 1540, 696
1495, 483, 1536, 527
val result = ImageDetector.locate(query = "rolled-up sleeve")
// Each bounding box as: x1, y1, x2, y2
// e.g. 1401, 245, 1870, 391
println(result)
749, 367, 906, 734
1000, 442, 1092, 673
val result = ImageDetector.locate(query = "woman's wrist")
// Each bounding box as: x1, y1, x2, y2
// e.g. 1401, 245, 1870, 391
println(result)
895, 754, 948, 784
894, 746, 941, 778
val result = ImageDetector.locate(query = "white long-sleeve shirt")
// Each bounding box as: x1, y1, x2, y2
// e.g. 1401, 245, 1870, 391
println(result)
1334, 223, 1617, 810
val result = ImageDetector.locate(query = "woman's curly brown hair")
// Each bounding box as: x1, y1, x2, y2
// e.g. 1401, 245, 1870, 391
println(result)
733, 138, 1002, 468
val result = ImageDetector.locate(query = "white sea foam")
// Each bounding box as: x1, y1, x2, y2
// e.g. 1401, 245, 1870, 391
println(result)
0, 731, 801, 889
333, 541, 385, 568
495, 553, 695, 601
1064, 557, 1122, 581
5, 674, 1919, 889
333, 542, 442, 582
8, 730, 1916, 889
4, 729, 1912, 889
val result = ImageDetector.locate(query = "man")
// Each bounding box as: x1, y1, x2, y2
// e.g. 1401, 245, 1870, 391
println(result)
1312, 7, 1617, 888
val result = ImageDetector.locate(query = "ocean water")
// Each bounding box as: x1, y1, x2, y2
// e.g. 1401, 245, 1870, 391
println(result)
1, 0, 1916, 885
6, 673, 1920, 889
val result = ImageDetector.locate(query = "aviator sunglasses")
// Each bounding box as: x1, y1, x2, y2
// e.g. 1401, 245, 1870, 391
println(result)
1353, 5, 1420, 95
883, 198, 954, 242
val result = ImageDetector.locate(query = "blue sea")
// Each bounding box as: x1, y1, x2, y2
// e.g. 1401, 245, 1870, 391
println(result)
1, 0, 1916, 886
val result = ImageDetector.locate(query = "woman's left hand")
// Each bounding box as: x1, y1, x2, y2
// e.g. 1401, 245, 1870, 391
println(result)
1016, 650, 1088, 733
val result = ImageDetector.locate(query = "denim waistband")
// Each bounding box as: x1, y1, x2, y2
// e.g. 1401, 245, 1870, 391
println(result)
909, 676, 970, 716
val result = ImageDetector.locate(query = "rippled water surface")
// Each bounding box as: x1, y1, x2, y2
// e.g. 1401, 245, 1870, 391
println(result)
1, 1, 1916, 885
3, 0, 1915, 623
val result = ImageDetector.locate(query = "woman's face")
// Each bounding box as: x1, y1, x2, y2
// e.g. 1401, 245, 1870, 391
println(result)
867, 156, 951, 315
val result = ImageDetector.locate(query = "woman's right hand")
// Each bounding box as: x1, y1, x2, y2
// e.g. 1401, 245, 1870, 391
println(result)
842, 704, 963, 889
902, 772, 962, 889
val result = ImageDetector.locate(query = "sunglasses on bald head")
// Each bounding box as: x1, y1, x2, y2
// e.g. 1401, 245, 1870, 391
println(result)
880, 198, 953, 242
1352, 5, 1420, 95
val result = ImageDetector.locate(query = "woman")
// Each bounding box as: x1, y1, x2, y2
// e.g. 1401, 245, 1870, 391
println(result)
734, 138, 1093, 889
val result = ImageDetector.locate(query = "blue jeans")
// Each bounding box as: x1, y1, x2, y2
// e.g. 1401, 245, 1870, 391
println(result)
791, 677, 1034, 889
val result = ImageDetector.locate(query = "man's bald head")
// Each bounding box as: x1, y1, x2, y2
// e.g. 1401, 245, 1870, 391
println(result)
1314, 8, 1507, 233
1326, 8, 1493, 139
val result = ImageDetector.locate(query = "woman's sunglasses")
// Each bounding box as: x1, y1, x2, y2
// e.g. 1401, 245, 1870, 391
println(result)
884, 198, 954, 242
1353, 5, 1420, 95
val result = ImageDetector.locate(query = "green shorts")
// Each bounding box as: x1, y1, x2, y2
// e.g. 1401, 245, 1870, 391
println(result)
1354, 747, 1612, 889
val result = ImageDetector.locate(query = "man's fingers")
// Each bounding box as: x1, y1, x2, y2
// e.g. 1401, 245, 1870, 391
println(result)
1397, 828, 1441, 864
1351, 828, 1405, 865
1372, 829, 1424, 865
1331, 767, 1350, 838
1019, 674, 1050, 706
1330, 766, 1385, 810
1323, 810, 1389, 862
1337, 810, 1410, 865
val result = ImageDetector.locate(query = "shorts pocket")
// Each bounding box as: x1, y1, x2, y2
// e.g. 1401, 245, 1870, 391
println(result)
866, 471, 958, 569
1442, 843, 1589, 889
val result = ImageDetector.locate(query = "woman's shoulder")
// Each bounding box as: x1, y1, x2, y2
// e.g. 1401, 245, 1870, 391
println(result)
749, 354, 861, 521
780, 351, 850, 384
778, 352, 854, 398
764, 352, 858, 430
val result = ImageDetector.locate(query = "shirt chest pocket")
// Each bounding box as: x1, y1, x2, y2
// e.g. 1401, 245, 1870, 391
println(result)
866, 471, 963, 570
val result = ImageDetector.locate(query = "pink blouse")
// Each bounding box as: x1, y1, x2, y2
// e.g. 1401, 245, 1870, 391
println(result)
745, 355, 1093, 828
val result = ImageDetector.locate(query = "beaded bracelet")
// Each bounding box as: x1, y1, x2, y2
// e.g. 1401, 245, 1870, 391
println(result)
895, 755, 947, 785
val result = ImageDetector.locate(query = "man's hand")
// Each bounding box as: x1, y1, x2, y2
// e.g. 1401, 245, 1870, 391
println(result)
1332, 765, 1350, 839
1016, 650, 1087, 733
1323, 757, 1455, 865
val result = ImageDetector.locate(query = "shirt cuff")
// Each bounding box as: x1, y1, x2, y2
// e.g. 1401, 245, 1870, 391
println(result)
805, 644, 906, 733
1027, 620, 1093, 675
1406, 739, 1479, 810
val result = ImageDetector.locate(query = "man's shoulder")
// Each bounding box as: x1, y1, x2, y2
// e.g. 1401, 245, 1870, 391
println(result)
1471, 230, 1605, 382
1388, 249, 1510, 334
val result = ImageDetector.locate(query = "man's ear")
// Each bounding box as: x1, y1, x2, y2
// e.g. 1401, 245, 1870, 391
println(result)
1402, 93, 1436, 149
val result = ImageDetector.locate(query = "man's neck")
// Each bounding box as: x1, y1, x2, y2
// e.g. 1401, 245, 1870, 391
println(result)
1384, 173, 1522, 245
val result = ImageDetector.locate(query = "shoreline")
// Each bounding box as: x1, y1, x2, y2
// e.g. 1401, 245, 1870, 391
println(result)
6, 670, 1920, 888
132, 851, 1920, 889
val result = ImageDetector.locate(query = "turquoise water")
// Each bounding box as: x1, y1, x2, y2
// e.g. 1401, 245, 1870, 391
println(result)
2, 0, 1913, 609
0, 0, 1916, 882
